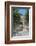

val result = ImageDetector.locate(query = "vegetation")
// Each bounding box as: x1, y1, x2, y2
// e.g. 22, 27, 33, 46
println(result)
13, 8, 21, 24
25, 9, 29, 23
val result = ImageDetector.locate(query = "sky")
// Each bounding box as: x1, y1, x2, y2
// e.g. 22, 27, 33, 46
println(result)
18, 8, 28, 16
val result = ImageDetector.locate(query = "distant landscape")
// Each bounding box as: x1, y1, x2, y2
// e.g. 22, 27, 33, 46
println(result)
11, 7, 29, 37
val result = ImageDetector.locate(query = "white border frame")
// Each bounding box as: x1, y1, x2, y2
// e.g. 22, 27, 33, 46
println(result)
10, 5, 32, 40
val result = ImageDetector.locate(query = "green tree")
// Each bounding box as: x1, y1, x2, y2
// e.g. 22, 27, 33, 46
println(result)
13, 8, 20, 24
25, 9, 29, 23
